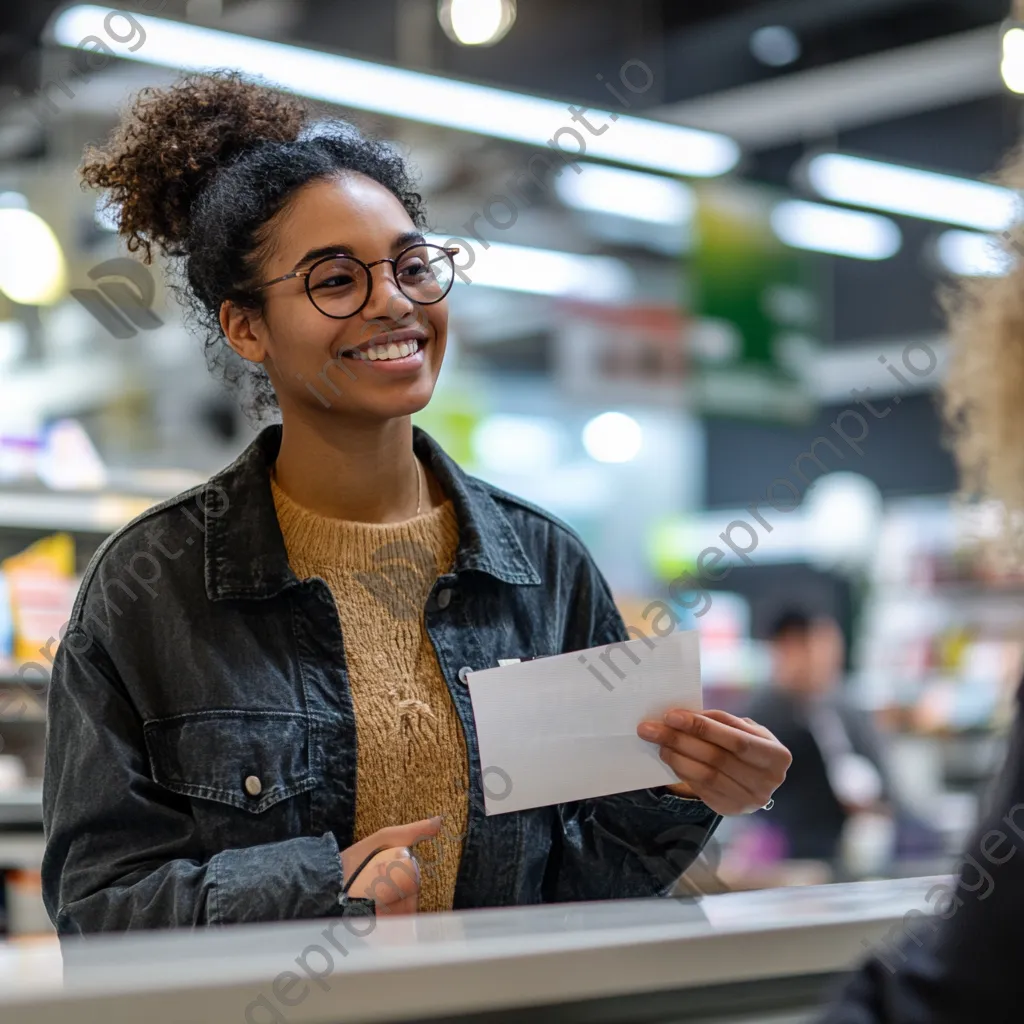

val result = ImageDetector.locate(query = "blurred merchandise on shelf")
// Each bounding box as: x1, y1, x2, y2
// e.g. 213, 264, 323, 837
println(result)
0, 572, 12, 662
0, 434, 40, 486
858, 497, 1024, 736
691, 591, 770, 691
1, 534, 77, 663
2, 871, 52, 938
35, 420, 107, 491
554, 302, 689, 404
0, 757, 26, 792
0, 419, 107, 490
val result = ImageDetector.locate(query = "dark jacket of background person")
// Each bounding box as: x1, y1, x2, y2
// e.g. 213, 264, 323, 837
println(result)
819, 676, 1024, 1023
41, 424, 719, 935
747, 687, 892, 861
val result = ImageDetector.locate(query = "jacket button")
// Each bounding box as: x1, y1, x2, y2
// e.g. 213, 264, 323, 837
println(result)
457, 665, 472, 685
244, 775, 263, 797
436, 588, 452, 610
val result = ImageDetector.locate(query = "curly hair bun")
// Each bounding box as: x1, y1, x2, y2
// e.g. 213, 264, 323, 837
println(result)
81, 71, 309, 261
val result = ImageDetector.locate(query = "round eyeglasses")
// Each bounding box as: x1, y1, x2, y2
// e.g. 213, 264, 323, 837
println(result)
253, 243, 459, 319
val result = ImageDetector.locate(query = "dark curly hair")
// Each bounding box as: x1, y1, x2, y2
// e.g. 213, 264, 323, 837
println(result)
80, 71, 427, 415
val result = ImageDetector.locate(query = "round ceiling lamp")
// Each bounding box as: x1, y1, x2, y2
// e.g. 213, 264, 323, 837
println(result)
438, 0, 516, 47
750, 25, 801, 68
0, 208, 67, 306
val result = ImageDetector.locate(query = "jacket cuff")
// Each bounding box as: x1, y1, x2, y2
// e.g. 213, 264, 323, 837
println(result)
643, 787, 716, 814
208, 832, 355, 925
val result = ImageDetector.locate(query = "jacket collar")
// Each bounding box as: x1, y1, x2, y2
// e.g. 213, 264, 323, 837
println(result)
203, 423, 540, 601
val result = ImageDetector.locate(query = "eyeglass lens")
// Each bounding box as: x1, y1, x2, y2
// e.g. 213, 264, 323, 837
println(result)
306, 244, 455, 317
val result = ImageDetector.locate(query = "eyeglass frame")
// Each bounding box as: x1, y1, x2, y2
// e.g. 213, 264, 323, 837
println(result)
251, 243, 461, 320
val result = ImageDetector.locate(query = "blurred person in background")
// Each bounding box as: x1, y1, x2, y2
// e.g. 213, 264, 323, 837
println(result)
749, 611, 894, 868
41, 72, 791, 935
821, 143, 1024, 1023
749, 611, 941, 881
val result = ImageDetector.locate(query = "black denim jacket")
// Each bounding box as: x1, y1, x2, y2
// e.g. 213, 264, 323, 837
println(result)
42, 424, 719, 934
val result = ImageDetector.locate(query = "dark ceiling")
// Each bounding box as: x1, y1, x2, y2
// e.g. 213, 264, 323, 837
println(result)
0, 0, 1013, 113
290, 0, 1012, 105
0, 0, 1017, 351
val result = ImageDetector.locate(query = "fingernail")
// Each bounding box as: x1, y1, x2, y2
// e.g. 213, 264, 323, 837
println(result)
666, 710, 690, 729
637, 722, 659, 741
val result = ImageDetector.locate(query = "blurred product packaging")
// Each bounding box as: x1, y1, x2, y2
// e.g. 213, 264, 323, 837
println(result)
0, 571, 12, 662
3, 871, 53, 937
1, 534, 76, 663
0, 419, 106, 490
0, 433, 41, 486
0, 757, 26, 792
36, 420, 107, 491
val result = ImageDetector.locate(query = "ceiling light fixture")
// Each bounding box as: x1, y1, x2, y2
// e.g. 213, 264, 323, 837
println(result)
51, 5, 739, 179
1002, 2, 1024, 94
555, 162, 696, 226
750, 25, 801, 68
804, 153, 1020, 232
935, 230, 1014, 277
770, 200, 902, 260
425, 234, 634, 302
438, 0, 516, 47
0, 209, 67, 305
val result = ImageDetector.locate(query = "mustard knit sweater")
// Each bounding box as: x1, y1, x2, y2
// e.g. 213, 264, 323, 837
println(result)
271, 473, 468, 912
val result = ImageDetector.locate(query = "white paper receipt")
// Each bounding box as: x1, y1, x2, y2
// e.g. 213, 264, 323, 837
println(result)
466, 629, 702, 815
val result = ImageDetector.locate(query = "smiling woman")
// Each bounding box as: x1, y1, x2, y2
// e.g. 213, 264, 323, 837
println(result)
41, 70, 789, 936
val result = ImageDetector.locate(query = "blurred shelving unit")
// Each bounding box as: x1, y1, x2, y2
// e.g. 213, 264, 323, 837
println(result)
0, 488, 159, 534
0, 480, 179, 938
0, 786, 43, 828
854, 496, 1024, 849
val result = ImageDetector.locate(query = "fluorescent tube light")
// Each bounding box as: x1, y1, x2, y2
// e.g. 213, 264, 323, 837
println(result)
805, 153, 1020, 232
1002, 25, 1024, 94
770, 200, 901, 260
426, 235, 634, 301
53, 5, 739, 178
554, 162, 696, 226
936, 230, 1014, 277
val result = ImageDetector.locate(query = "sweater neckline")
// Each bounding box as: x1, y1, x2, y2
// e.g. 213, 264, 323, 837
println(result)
269, 471, 459, 572
269, 469, 455, 530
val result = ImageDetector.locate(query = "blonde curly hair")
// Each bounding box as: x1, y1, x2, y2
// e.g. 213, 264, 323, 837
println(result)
943, 141, 1024, 544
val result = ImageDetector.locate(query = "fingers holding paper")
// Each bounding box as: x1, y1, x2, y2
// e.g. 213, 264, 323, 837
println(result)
637, 709, 792, 816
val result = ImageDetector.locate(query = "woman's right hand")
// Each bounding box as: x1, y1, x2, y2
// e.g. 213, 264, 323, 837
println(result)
340, 817, 441, 915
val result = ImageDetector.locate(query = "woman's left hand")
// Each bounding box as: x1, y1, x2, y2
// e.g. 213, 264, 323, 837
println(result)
637, 709, 792, 816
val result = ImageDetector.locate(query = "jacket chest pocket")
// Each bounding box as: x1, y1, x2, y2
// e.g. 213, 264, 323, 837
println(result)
143, 711, 320, 853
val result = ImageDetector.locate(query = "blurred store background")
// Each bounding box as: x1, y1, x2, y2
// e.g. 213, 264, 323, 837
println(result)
2, 0, 1024, 937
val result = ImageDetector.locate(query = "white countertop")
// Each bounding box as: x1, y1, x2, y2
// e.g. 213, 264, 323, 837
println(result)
0, 876, 945, 1024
